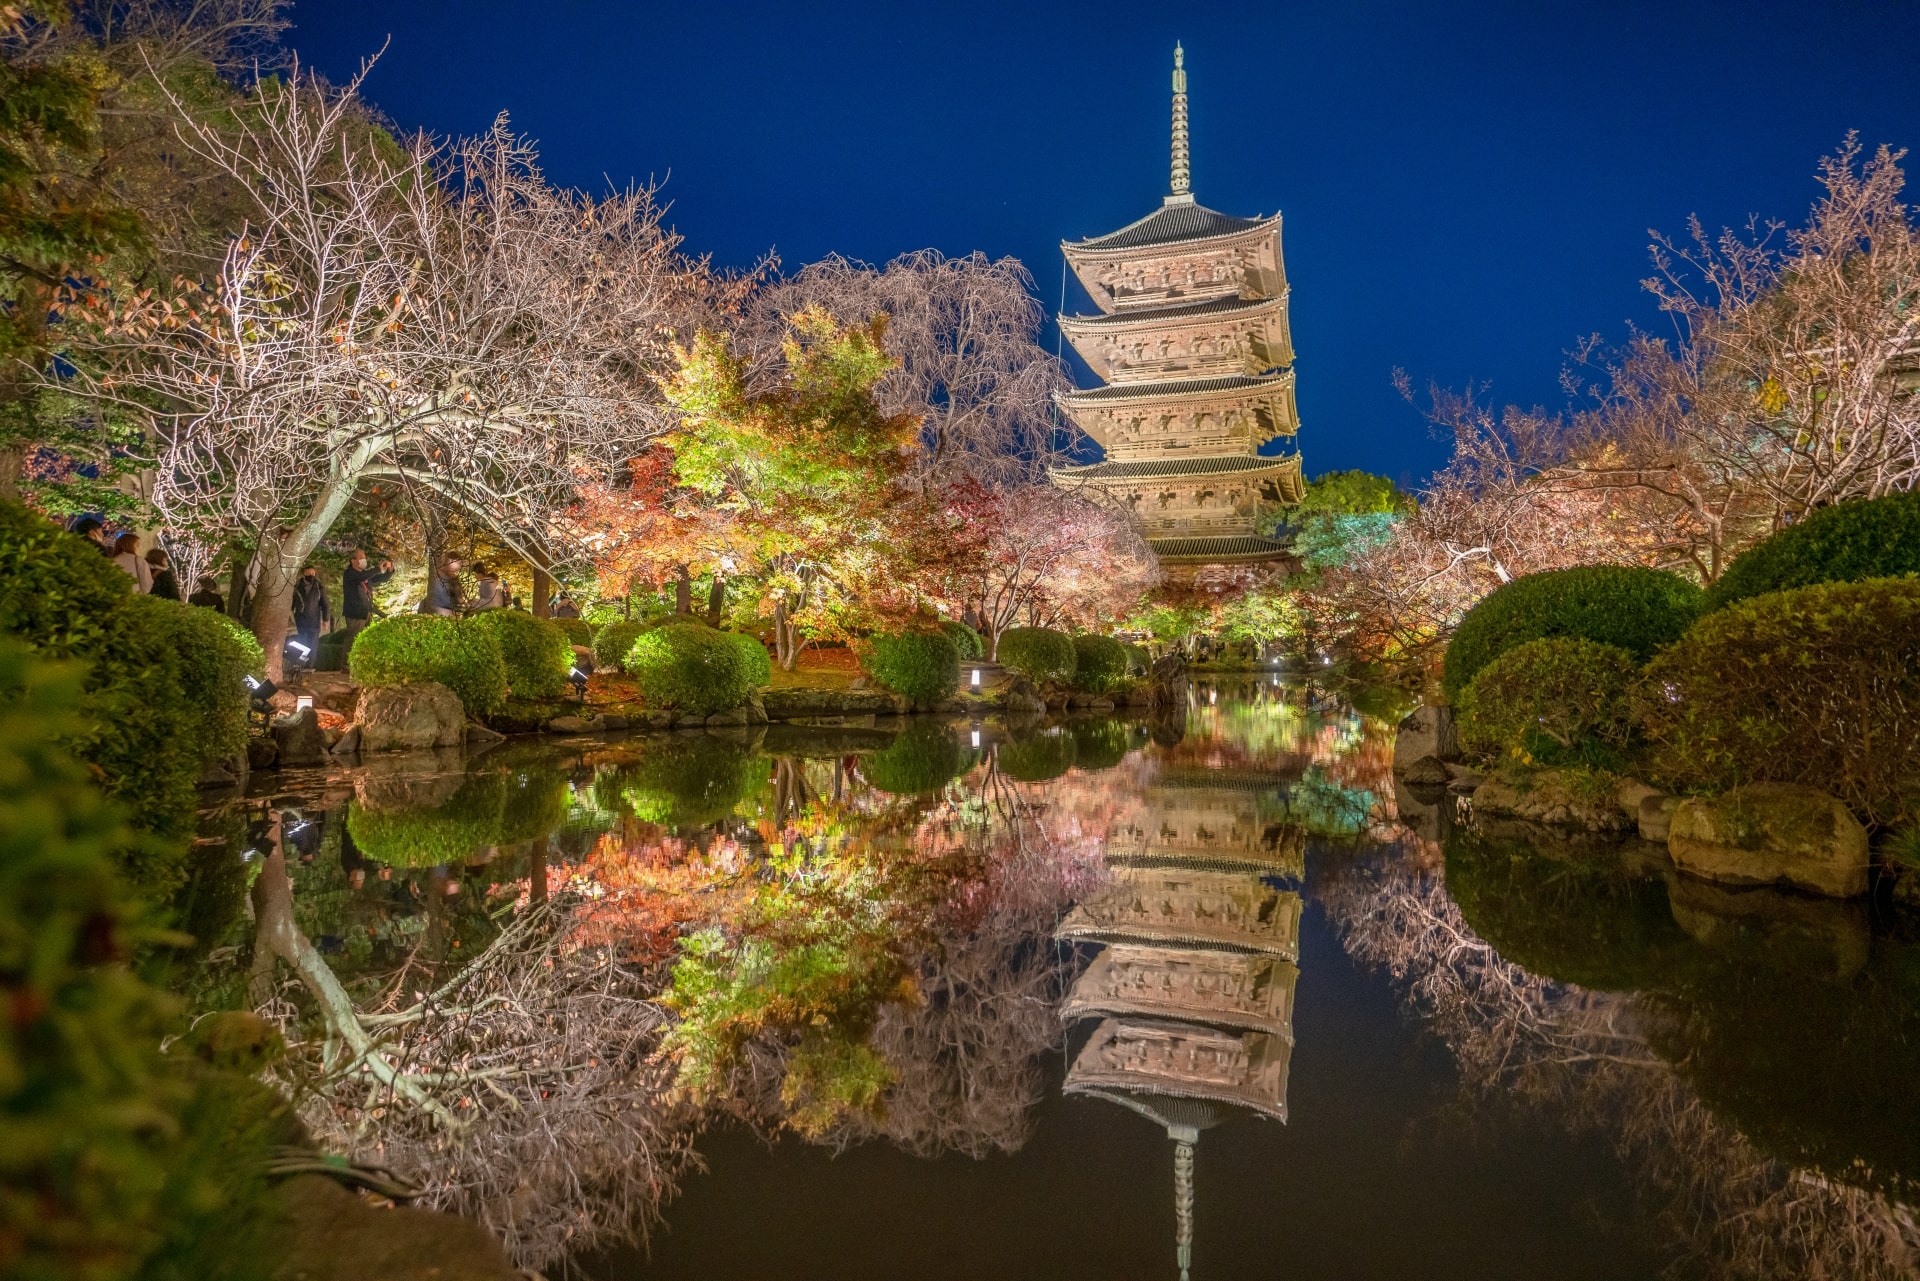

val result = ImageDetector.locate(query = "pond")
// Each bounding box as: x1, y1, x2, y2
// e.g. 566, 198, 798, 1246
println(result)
176, 679, 1920, 1281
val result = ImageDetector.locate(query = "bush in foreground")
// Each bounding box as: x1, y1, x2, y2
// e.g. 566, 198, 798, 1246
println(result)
1442, 565, 1704, 700
727, 630, 773, 691
141, 597, 263, 767
592, 618, 651, 673
1457, 637, 1638, 767
348, 615, 508, 715
626, 621, 752, 716
468, 609, 572, 700
1706, 490, 1920, 610
996, 627, 1076, 686
1639, 577, 1920, 826
1070, 634, 1129, 693
863, 630, 960, 704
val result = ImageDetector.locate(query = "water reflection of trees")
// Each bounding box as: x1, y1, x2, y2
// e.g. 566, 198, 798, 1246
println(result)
1319, 844, 1920, 1280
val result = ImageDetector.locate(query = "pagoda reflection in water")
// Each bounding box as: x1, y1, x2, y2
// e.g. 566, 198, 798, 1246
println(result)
1056, 762, 1303, 1279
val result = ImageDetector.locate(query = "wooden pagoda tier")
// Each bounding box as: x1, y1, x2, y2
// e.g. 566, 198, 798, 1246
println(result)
1051, 49, 1304, 572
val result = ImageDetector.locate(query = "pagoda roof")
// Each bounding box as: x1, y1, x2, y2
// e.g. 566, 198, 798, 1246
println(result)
1059, 293, 1284, 331
1054, 454, 1297, 482
1058, 372, 1289, 405
1148, 534, 1294, 562
1069, 200, 1278, 254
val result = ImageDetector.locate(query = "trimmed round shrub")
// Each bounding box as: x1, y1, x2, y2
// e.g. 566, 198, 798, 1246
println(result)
141, 597, 262, 767
727, 630, 772, 691
1639, 577, 1920, 826
592, 619, 651, 673
467, 610, 571, 700
941, 619, 984, 660
1456, 637, 1638, 766
592, 736, 763, 827
997, 727, 1076, 782
555, 617, 595, 648
313, 628, 352, 672
1442, 565, 1704, 700
996, 626, 1077, 686
0, 501, 199, 858
1070, 634, 1129, 693
1124, 644, 1152, 677
349, 615, 508, 716
1071, 717, 1132, 772
860, 722, 963, 795
1707, 491, 1920, 610
626, 621, 752, 716
863, 630, 960, 705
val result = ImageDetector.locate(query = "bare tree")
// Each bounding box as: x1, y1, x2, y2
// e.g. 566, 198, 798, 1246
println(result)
64, 62, 707, 673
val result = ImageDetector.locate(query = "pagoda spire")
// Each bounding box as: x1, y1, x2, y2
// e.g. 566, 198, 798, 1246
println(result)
1168, 42, 1192, 205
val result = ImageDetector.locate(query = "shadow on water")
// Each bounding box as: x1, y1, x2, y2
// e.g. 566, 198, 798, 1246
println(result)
169, 677, 1920, 1280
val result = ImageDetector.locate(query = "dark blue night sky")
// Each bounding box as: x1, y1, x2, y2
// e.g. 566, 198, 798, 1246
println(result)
291, 0, 1920, 487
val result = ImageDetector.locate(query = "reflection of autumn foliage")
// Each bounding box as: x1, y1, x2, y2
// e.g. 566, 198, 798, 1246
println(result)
1320, 848, 1919, 1280
569, 826, 753, 965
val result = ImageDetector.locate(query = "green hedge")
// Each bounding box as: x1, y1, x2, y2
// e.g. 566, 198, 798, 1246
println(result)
348, 615, 507, 715
593, 618, 651, 673
1640, 577, 1920, 826
0, 501, 198, 863
141, 598, 262, 768
996, 627, 1077, 686
1707, 491, 1920, 610
998, 727, 1077, 781
1442, 565, 1704, 700
626, 621, 752, 716
727, 631, 773, 691
863, 630, 960, 704
1457, 637, 1638, 767
468, 610, 572, 700
1070, 634, 1129, 693
860, 722, 964, 795
941, 619, 984, 660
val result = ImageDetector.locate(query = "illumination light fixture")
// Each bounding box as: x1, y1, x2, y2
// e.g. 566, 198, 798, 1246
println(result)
970, 729, 981, 748
286, 639, 312, 658
295, 695, 314, 713
970, 668, 981, 688
568, 666, 589, 698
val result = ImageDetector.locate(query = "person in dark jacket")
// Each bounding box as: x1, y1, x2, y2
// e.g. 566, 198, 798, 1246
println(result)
145, 548, 180, 600
421, 556, 464, 616
289, 565, 330, 663
188, 577, 226, 611
340, 549, 394, 639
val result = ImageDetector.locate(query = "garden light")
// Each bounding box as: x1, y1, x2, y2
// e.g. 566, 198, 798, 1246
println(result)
971, 668, 981, 687
295, 695, 314, 713
286, 639, 312, 658
971, 729, 981, 748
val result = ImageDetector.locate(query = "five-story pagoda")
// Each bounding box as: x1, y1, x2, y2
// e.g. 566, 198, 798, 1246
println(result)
1053, 44, 1304, 572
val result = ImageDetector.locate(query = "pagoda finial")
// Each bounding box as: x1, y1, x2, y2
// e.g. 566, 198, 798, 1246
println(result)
1168, 42, 1192, 204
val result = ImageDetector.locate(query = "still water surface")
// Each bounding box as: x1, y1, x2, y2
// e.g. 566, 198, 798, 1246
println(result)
188, 680, 1920, 1280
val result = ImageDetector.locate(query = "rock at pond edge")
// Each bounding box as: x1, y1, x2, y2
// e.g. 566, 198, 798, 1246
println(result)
1669, 783, 1869, 898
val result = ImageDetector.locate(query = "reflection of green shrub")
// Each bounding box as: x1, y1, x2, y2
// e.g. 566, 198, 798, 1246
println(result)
593, 619, 650, 673
727, 631, 773, 690
1071, 718, 1131, 771
349, 615, 507, 715
1640, 578, 1920, 825
860, 722, 962, 795
1458, 637, 1637, 767
626, 622, 752, 716
498, 770, 569, 844
348, 773, 508, 866
997, 627, 1076, 685
941, 619, 984, 660
1707, 490, 1920, 609
1442, 565, 1703, 700
1070, 634, 1129, 693
863, 631, 960, 704
0, 502, 198, 866
467, 610, 571, 699
594, 736, 763, 828
997, 728, 1076, 781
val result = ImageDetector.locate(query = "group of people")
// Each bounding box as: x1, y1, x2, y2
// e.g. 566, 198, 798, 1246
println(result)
290, 550, 396, 659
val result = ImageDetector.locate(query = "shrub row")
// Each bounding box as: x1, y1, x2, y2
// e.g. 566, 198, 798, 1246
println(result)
997, 627, 1076, 685
863, 630, 960, 704
1706, 489, 1920, 609
1070, 634, 1129, 693
625, 621, 758, 716
350, 615, 509, 715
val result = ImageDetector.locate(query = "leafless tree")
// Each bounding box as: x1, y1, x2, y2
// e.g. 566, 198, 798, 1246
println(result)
64, 62, 709, 674
747, 250, 1074, 486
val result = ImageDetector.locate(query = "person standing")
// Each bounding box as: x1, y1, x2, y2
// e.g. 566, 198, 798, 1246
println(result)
145, 548, 180, 600
551, 592, 580, 619
290, 565, 330, 662
110, 533, 152, 592
188, 577, 226, 611
340, 549, 394, 639
422, 556, 465, 617
471, 564, 505, 610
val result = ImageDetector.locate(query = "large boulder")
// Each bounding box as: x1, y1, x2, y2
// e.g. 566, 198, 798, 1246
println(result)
1472, 766, 1633, 832
1668, 783, 1870, 898
356, 681, 467, 752
1394, 703, 1459, 772
270, 707, 330, 769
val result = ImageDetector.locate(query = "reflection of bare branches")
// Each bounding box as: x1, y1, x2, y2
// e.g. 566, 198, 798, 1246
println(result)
1319, 848, 1919, 1281
255, 853, 696, 1270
